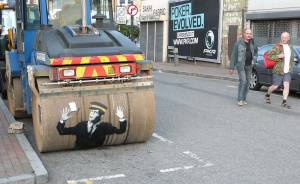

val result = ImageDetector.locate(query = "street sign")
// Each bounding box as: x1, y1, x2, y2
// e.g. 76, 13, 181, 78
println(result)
127, 4, 138, 16
116, 6, 127, 24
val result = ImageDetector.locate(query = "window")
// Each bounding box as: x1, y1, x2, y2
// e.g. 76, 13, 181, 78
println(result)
90, 0, 113, 24
253, 21, 269, 37
274, 21, 291, 37
25, 0, 40, 29
47, 0, 82, 27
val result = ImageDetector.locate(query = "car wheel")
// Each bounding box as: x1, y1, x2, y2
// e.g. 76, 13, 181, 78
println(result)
250, 70, 262, 90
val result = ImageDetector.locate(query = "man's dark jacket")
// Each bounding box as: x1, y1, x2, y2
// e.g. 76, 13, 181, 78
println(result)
57, 120, 127, 149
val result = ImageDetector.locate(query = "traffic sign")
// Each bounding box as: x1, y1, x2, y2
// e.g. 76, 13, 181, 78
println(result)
127, 4, 138, 16
116, 6, 127, 24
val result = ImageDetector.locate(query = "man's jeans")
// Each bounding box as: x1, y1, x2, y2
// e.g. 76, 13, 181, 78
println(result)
237, 65, 252, 102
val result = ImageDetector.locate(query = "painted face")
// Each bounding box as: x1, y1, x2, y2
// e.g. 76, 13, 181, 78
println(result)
89, 109, 100, 122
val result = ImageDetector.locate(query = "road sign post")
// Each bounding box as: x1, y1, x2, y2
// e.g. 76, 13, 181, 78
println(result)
127, 4, 138, 41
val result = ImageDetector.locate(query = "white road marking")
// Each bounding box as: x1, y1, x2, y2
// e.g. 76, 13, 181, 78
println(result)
67, 174, 126, 183
160, 165, 195, 173
202, 162, 214, 167
183, 151, 214, 167
152, 133, 174, 144
227, 85, 237, 88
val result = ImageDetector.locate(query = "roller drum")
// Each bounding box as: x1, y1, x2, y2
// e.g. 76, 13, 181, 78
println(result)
31, 78, 155, 152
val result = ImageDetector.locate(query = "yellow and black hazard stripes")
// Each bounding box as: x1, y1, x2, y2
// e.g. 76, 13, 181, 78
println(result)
49, 54, 144, 66
51, 63, 138, 81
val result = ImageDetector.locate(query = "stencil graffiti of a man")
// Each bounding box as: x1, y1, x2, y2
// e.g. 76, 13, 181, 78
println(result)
56, 102, 127, 149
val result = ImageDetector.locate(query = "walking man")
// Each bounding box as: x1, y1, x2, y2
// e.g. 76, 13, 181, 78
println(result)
229, 28, 256, 106
265, 32, 294, 109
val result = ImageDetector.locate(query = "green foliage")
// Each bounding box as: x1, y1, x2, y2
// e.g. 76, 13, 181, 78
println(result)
119, 25, 139, 40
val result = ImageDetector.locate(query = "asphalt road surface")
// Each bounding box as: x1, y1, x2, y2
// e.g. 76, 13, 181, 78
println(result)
22, 71, 300, 184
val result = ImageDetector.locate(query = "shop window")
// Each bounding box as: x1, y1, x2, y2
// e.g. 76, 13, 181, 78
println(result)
253, 21, 268, 37
274, 21, 291, 37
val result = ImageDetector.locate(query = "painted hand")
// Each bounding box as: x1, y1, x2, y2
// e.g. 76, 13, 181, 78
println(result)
115, 106, 124, 120
61, 107, 71, 122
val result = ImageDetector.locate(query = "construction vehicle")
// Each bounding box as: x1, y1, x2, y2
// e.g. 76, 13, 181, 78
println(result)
6, 0, 155, 152
0, 2, 16, 96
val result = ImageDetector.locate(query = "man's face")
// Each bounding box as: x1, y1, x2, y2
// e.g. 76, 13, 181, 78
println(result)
281, 33, 290, 44
243, 30, 252, 41
89, 109, 100, 123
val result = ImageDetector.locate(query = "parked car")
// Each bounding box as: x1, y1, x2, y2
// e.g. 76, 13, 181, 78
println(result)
250, 44, 300, 92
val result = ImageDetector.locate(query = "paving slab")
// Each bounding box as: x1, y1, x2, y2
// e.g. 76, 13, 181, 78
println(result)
152, 62, 239, 81
0, 98, 48, 184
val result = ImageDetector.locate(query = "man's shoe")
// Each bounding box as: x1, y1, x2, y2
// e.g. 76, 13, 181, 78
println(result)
265, 94, 271, 104
243, 101, 248, 105
237, 101, 244, 106
281, 101, 291, 109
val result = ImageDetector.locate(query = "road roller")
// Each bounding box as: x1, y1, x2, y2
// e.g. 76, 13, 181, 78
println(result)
5, 0, 155, 152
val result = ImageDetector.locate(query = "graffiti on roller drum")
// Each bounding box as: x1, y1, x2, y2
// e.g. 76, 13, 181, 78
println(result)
56, 102, 127, 149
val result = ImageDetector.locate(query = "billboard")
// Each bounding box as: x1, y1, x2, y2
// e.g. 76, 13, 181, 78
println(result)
168, 0, 220, 62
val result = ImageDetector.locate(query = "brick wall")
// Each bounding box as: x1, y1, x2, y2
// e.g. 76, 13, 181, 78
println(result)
222, 0, 247, 67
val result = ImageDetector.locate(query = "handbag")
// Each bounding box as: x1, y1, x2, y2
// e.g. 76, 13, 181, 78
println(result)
263, 52, 276, 69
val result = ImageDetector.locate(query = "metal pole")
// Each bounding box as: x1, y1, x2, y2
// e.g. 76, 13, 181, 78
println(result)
82, 0, 87, 33
131, 15, 134, 41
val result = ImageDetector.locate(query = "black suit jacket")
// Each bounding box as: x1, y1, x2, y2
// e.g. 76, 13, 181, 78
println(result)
56, 120, 127, 149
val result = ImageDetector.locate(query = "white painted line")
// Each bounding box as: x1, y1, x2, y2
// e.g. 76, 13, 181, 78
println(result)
183, 151, 214, 167
160, 165, 195, 173
152, 133, 174, 144
183, 151, 204, 162
67, 174, 126, 183
201, 162, 214, 168
227, 85, 237, 88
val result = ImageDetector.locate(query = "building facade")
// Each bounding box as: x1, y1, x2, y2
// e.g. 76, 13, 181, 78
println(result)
222, 0, 247, 67
139, 0, 169, 62
247, 0, 300, 46
140, 0, 223, 63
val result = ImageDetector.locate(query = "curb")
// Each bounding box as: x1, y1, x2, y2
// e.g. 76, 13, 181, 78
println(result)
154, 68, 239, 82
0, 98, 48, 184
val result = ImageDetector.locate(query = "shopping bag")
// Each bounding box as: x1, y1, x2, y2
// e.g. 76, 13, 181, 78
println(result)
263, 52, 276, 69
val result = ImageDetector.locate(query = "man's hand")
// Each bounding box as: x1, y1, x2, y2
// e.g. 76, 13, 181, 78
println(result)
278, 53, 284, 59
60, 107, 71, 122
115, 106, 125, 120
229, 69, 234, 75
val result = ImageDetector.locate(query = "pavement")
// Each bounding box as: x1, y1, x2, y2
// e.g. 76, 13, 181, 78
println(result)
0, 98, 48, 184
152, 61, 238, 82
0, 61, 232, 184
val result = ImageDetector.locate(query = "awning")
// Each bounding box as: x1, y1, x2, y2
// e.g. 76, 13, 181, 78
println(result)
246, 10, 300, 20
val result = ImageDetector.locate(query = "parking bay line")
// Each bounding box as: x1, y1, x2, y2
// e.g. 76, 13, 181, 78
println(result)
183, 151, 214, 167
152, 133, 174, 144
227, 85, 237, 88
159, 163, 212, 174
160, 165, 195, 173
67, 174, 126, 184
152, 134, 214, 167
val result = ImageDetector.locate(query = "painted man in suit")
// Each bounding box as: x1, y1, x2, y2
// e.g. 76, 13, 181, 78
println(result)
57, 102, 127, 149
